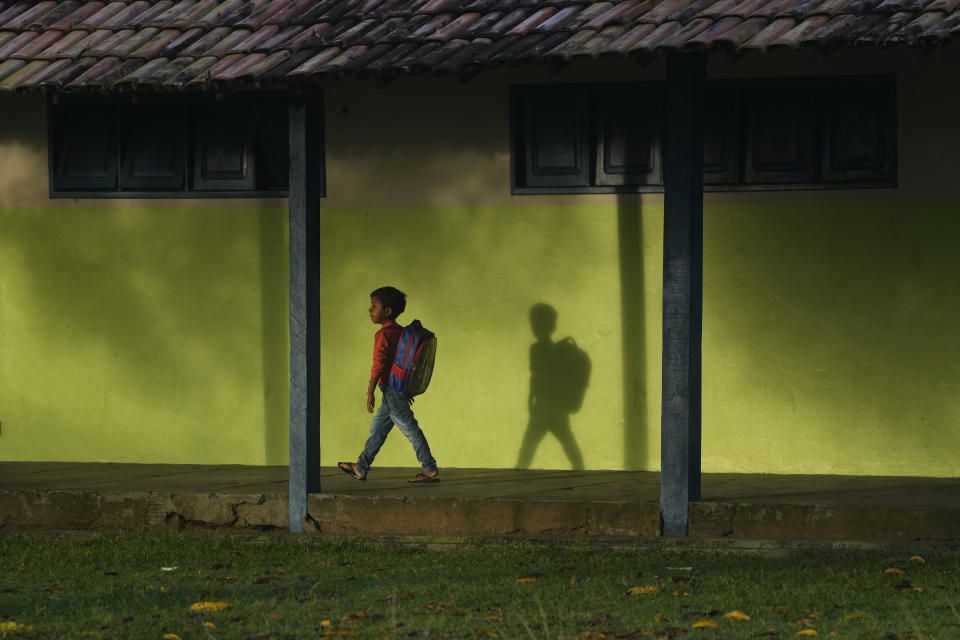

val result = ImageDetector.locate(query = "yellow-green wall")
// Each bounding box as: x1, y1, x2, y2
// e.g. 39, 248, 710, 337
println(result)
1, 47, 959, 476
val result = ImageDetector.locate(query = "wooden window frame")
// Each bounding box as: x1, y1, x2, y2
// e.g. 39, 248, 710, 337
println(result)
511, 83, 665, 195
48, 93, 313, 199
510, 75, 897, 194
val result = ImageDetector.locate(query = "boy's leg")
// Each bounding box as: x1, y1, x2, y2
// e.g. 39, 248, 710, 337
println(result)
382, 387, 437, 473
356, 398, 394, 477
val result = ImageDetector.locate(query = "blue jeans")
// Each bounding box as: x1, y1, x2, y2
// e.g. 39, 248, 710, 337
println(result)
357, 385, 437, 476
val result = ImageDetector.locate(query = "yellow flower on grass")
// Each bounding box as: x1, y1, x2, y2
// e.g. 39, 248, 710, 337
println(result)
627, 586, 659, 595
0, 622, 29, 632
722, 610, 751, 620
189, 601, 230, 613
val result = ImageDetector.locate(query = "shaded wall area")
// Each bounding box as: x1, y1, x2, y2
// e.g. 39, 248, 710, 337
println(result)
0, 94, 290, 465
703, 197, 960, 476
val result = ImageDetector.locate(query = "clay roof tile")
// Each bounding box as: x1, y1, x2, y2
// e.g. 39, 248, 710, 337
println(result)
0, 3, 33, 27
0, 58, 49, 87
12, 29, 62, 59
0, 30, 38, 58
78, 2, 128, 30
48, 3, 105, 31
4, 2, 57, 31
742, 15, 799, 47
508, 7, 557, 35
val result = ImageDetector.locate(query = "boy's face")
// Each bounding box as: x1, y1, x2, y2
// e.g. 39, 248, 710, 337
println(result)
369, 297, 392, 324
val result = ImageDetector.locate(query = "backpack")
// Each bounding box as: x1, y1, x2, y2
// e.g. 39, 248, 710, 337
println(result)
389, 320, 437, 400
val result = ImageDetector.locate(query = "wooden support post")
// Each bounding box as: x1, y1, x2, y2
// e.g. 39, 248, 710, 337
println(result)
288, 95, 323, 533
660, 53, 705, 538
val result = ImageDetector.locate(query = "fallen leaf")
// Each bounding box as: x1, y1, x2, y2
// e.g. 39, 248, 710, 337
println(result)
485, 616, 503, 622
910, 556, 926, 564
691, 620, 717, 628
797, 619, 814, 627
190, 601, 231, 613
844, 611, 875, 621
346, 611, 371, 619
320, 620, 331, 627
885, 568, 906, 576
628, 586, 659, 595
795, 631, 818, 637
0, 622, 29, 632
517, 577, 537, 583
204, 622, 217, 630
472, 627, 498, 637
163, 635, 181, 640
722, 610, 751, 621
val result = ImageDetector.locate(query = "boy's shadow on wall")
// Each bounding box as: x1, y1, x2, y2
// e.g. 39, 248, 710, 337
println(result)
516, 303, 591, 471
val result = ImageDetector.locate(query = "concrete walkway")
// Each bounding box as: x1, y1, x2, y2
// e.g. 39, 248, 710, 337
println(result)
1, 462, 958, 542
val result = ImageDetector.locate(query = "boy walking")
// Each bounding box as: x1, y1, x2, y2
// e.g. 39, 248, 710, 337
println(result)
338, 286, 439, 483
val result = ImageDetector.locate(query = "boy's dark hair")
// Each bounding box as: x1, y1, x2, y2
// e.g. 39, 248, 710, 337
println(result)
370, 286, 407, 318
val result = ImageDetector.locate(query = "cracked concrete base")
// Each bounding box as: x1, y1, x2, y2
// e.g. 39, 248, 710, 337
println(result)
690, 502, 960, 541
0, 490, 290, 531
3, 466, 959, 540
3, 488, 959, 541
305, 495, 661, 536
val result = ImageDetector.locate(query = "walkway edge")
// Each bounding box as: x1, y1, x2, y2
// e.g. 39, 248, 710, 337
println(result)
2, 488, 958, 542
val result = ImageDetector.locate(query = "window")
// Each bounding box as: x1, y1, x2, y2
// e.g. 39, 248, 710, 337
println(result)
512, 83, 662, 192
511, 76, 896, 193
49, 94, 304, 198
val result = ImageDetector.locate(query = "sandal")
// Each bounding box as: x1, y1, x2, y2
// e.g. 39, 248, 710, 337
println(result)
338, 461, 365, 481
408, 471, 439, 483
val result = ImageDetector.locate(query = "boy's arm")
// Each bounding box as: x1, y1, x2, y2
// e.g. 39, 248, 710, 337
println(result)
367, 329, 392, 413
366, 377, 377, 413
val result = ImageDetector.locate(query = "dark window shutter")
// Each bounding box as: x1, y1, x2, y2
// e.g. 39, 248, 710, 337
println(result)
119, 104, 186, 191
52, 101, 118, 191
703, 84, 738, 185
822, 78, 896, 184
254, 99, 291, 191
595, 86, 662, 186
744, 86, 817, 184
193, 107, 254, 191
522, 88, 589, 188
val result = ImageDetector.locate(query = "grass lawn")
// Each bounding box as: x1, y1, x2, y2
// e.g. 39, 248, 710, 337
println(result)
0, 532, 958, 639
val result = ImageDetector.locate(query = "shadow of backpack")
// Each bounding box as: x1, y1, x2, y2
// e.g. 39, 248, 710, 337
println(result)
389, 320, 437, 401
554, 337, 591, 413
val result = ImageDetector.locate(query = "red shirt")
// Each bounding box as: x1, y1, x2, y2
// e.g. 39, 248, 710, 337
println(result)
370, 320, 403, 388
